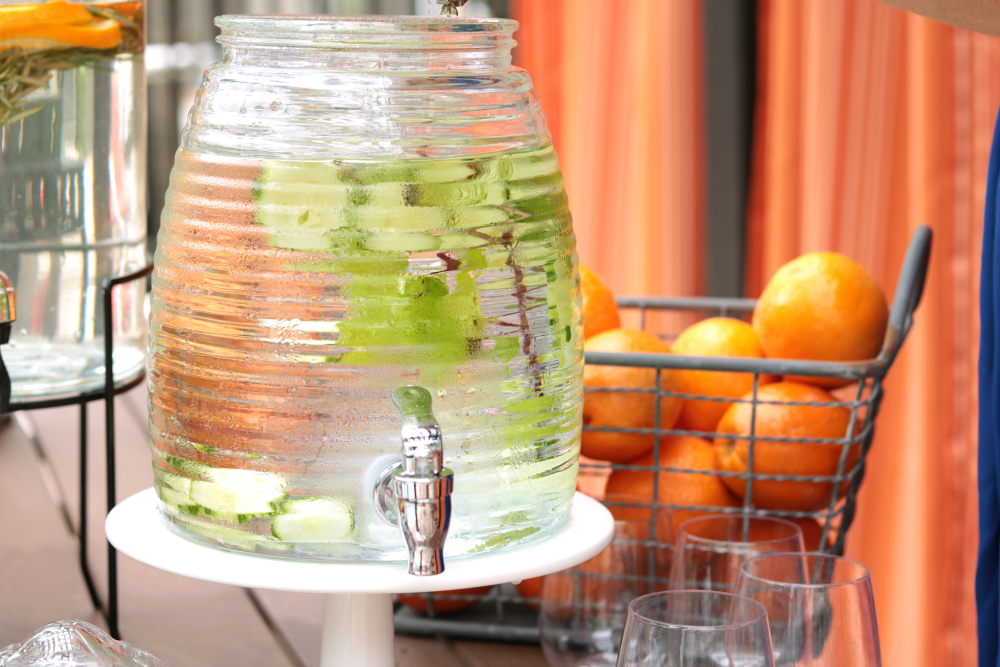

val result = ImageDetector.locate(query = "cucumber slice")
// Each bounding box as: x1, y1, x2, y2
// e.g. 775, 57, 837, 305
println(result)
272, 497, 354, 542
155, 483, 193, 512
362, 232, 441, 253
180, 517, 291, 552
153, 467, 194, 511
254, 162, 351, 252
154, 467, 193, 495
189, 468, 286, 515
163, 454, 210, 478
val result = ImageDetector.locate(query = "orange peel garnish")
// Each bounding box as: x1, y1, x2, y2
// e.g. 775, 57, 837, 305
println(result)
94, 1, 143, 21
0, 1, 95, 28
0, 17, 123, 51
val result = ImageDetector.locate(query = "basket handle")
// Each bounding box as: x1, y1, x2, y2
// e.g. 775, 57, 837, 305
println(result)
884, 225, 932, 356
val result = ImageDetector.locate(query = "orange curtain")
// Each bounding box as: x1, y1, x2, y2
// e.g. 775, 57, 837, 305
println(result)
511, 0, 705, 323
749, 1, 1000, 664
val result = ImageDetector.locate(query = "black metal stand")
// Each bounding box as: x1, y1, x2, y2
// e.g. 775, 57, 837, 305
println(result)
0, 263, 153, 640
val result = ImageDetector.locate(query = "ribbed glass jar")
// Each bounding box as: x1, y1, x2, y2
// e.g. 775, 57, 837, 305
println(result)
149, 15, 582, 561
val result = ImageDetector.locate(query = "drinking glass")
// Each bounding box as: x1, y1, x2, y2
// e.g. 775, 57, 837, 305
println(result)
616, 590, 775, 667
735, 553, 881, 666
540, 512, 672, 667
671, 515, 804, 592
602, 493, 675, 593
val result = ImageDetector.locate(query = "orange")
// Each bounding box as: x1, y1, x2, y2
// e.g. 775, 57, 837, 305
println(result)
515, 577, 541, 610
582, 329, 683, 462
713, 382, 861, 511
791, 517, 828, 551
749, 516, 826, 550
752, 252, 888, 388
672, 317, 777, 432
600, 493, 676, 544
605, 435, 740, 526
539, 558, 622, 620
576, 455, 610, 497
538, 518, 661, 618
733, 516, 824, 550
579, 263, 620, 339
396, 586, 493, 615
0, 1, 94, 27
0, 1, 142, 51
13, 19, 121, 49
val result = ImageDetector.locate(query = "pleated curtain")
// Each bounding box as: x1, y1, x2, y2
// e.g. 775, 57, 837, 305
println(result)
749, 2, 1000, 664
513, 0, 999, 663
511, 0, 705, 332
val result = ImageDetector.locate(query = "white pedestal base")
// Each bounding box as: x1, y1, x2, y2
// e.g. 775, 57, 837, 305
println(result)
106, 489, 614, 666
322, 594, 394, 667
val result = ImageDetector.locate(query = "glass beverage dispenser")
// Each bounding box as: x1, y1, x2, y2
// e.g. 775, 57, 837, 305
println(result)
149, 14, 582, 565
0, 0, 147, 401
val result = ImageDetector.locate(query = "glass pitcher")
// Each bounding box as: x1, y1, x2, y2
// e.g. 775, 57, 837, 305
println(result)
149, 14, 582, 562
0, 0, 147, 400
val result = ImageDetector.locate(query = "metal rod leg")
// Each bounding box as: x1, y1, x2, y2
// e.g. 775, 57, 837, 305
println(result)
100, 264, 152, 639
103, 276, 119, 640
79, 403, 99, 608
105, 390, 119, 638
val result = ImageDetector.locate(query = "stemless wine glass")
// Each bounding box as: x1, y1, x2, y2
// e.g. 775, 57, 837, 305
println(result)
540, 511, 673, 667
603, 493, 675, 593
616, 591, 775, 667
672, 515, 804, 592
735, 553, 881, 666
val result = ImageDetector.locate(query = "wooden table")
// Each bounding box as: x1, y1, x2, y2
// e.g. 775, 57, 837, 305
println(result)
0, 387, 548, 667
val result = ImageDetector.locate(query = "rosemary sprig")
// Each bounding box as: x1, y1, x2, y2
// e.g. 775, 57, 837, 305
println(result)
85, 4, 138, 31
0, 4, 143, 128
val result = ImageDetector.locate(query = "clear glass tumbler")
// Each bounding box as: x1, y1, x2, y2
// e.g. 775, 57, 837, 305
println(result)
671, 515, 804, 592
735, 553, 881, 666
616, 590, 775, 667
602, 493, 675, 593
540, 515, 671, 667
0, 1, 147, 400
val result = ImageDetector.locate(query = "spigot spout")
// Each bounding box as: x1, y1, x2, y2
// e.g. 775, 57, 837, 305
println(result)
391, 386, 454, 576
0, 270, 15, 413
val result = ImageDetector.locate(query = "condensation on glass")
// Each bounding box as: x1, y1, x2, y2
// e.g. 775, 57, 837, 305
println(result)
149, 15, 583, 561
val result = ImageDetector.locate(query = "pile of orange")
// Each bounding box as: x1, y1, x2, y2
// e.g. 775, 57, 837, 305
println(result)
576, 253, 886, 525
397, 586, 493, 615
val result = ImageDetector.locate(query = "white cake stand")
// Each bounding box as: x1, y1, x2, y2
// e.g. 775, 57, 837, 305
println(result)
106, 488, 614, 667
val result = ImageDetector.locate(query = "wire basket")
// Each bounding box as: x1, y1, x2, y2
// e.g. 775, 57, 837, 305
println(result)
393, 225, 932, 644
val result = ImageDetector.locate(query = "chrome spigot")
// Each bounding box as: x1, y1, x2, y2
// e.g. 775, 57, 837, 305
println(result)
390, 385, 454, 576
0, 271, 15, 413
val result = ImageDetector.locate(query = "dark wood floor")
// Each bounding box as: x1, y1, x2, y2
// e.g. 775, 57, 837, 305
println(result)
0, 386, 548, 667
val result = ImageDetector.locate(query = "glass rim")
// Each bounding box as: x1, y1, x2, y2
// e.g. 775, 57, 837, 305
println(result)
677, 514, 803, 547
216, 14, 517, 36
738, 552, 872, 588
626, 590, 769, 631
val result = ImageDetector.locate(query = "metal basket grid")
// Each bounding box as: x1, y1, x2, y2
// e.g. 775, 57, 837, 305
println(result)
393, 226, 932, 644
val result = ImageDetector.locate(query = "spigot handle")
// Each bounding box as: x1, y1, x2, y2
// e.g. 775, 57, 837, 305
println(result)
391, 385, 454, 576
435, 0, 469, 16
0, 270, 15, 413
392, 385, 443, 477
